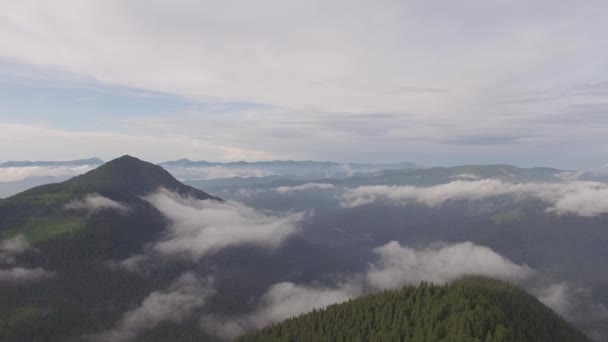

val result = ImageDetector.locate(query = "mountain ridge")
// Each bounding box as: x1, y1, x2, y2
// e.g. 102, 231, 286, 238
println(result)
160, 158, 420, 168
0, 158, 104, 168
238, 277, 590, 342
13, 155, 219, 201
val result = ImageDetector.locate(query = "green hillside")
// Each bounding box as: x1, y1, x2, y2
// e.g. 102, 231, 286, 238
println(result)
0, 155, 218, 235
238, 277, 589, 342
0, 156, 219, 341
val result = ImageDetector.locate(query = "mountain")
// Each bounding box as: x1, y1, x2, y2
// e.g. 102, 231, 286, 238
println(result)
10, 156, 218, 200
160, 158, 420, 181
0, 155, 220, 253
196, 165, 570, 203
161, 159, 419, 169
0, 158, 601, 341
0, 156, 224, 341
0, 157, 104, 168
319, 164, 568, 188
238, 277, 589, 342
63, 155, 218, 199
0, 156, 350, 341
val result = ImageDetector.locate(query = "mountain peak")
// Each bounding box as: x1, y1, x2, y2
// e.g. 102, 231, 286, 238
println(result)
64, 155, 217, 199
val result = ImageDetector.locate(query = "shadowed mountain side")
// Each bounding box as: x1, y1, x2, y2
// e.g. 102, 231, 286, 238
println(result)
0, 155, 219, 233
67, 155, 218, 199
0, 156, 223, 341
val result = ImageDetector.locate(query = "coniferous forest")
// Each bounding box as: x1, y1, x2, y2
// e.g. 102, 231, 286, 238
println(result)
238, 277, 590, 342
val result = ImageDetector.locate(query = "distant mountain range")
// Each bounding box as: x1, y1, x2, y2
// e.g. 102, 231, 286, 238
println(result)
0, 158, 104, 168
0, 158, 418, 198
160, 158, 421, 181
161, 158, 419, 169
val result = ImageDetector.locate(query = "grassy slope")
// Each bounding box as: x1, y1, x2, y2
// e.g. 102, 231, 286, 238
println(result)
1, 216, 85, 244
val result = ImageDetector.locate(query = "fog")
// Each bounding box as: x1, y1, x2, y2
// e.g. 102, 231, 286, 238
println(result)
87, 273, 215, 342
64, 194, 130, 214
0, 267, 53, 283
0, 165, 96, 182
272, 183, 335, 194
0, 234, 31, 264
144, 189, 303, 260
341, 179, 608, 216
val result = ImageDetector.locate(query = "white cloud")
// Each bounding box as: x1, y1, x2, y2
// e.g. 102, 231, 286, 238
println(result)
0, 165, 95, 182
536, 283, 573, 318
202, 281, 361, 340
144, 189, 303, 260
555, 171, 583, 181
340, 179, 608, 216
450, 173, 481, 180
365, 241, 533, 289
340, 180, 525, 207
0, 235, 53, 283
0, 267, 53, 282
0, 121, 277, 164
272, 183, 335, 194
533, 281, 608, 341
64, 194, 130, 213
88, 273, 215, 342
0, 234, 32, 264
1, 2, 608, 167
548, 185, 608, 216
2, 1, 591, 115
202, 240, 533, 340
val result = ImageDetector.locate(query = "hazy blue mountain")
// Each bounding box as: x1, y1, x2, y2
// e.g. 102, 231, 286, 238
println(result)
0, 157, 104, 168
161, 158, 420, 181
184, 175, 298, 191
161, 158, 419, 169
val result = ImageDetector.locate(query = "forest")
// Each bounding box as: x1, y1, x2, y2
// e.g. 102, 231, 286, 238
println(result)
238, 277, 589, 342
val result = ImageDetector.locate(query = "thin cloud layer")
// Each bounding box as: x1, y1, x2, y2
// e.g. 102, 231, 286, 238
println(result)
201, 281, 362, 340
88, 273, 215, 342
165, 166, 275, 181
0, 267, 53, 283
0, 235, 53, 283
272, 183, 335, 194
64, 194, 130, 214
0, 234, 32, 264
534, 282, 608, 341
1, 2, 608, 167
145, 189, 303, 260
0, 165, 96, 182
537, 283, 574, 319
340, 179, 608, 216
450, 173, 481, 180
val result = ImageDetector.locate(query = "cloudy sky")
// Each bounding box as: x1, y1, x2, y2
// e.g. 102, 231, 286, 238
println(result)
1, 0, 607, 168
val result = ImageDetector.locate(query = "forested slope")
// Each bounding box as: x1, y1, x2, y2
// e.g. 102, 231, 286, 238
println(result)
238, 277, 589, 342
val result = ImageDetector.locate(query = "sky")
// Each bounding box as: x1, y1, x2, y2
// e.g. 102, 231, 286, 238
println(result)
1, 0, 608, 169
